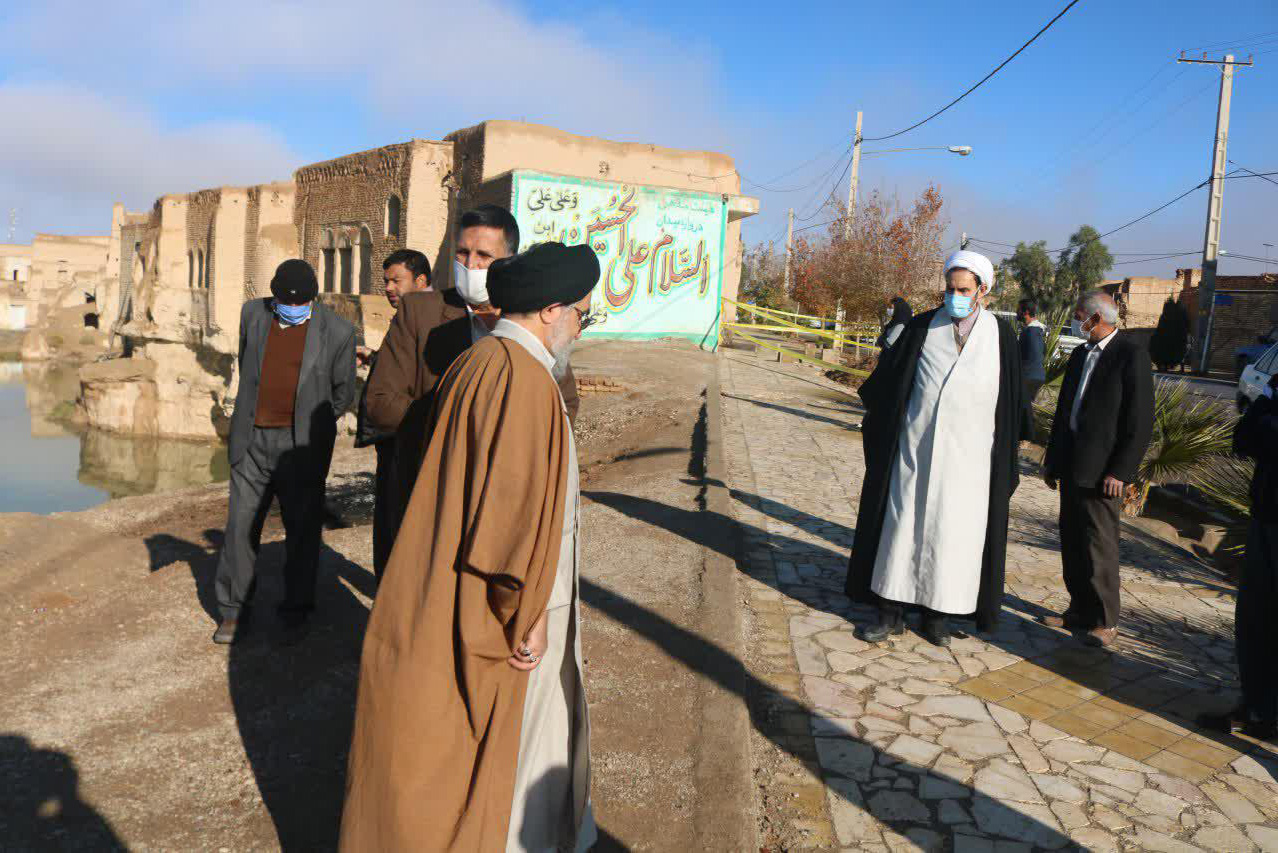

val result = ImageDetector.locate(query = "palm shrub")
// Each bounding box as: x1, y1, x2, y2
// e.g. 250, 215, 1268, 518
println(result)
1031, 379, 1240, 516
1127, 380, 1238, 515
1041, 303, 1074, 387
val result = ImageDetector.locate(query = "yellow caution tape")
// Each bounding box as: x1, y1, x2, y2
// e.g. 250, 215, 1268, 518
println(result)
722, 298, 878, 350
725, 326, 871, 378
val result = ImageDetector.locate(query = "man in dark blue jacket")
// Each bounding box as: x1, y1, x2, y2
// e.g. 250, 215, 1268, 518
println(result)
1199, 374, 1278, 740
1017, 298, 1047, 406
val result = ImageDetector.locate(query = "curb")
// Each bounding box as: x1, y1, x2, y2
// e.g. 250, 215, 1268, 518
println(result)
691, 357, 757, 851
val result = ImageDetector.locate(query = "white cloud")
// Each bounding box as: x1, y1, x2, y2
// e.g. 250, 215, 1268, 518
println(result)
0, 83, 297, 237
6, 0, 725, 147
1, 0, 728, 238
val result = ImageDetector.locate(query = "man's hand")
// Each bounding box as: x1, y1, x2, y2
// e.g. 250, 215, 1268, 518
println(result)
1043, 472, 1057, 491
509, 611, 549, 672
1102, 475, 1124, 499
355, 345, 373, 367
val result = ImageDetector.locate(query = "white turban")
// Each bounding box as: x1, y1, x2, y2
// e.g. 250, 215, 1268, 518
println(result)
944, 250, 995, 293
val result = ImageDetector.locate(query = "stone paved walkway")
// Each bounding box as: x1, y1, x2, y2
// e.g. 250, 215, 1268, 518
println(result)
719, 348, 1278, 852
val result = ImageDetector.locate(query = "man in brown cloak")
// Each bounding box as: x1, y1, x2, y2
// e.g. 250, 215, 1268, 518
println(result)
340, 241, 600, 852
363, 205, 579, 580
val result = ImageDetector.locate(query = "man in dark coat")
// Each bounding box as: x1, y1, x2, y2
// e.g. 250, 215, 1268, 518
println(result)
1042, 290, 1154, 647
846, 251, 1023, 646
355, 248, 433, 578
363, 206, 579, 581
875, 296, 912, 350
1198, 373, 1278, 739
213, 259, 357, 644
1017, 297, 1047, 406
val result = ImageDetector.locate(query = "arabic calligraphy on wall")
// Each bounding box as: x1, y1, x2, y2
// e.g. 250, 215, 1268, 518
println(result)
512, 172, 727, 346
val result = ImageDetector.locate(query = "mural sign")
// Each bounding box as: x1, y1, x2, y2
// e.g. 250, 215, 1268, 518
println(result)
510, 170, 726, 350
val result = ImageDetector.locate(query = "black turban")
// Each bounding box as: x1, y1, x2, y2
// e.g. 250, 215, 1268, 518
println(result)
487, 242, 600, 314
270, 259, 319, 304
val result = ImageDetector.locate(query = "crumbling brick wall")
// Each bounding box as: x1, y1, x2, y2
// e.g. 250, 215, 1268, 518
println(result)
294, 143, 414, 296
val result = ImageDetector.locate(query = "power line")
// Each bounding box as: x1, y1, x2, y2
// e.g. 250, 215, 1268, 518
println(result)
739, 140, 851, 192
1220, 253, 1278, 265
741, 146, 853, 193
862, 0, 1083, 142
1221, 165, 1278, 185
971, 175, 1212, 256
1182, 30, 1278, 53
795, 150, 854, 222
1112, 251, 1201, 266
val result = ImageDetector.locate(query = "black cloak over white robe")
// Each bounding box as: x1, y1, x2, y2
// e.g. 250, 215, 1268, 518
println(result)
845, 307, 1024, 632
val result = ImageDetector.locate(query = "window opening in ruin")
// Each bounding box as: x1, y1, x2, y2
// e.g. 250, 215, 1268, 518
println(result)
197, 250, 206, 290
187, 251, 194, 288
385, 194, 402, 237
339, 246, 353, 294
358, 226, 373, 295
322, 248, 336, 293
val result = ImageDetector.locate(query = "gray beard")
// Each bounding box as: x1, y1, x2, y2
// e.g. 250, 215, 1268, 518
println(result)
551, 340, 574, 381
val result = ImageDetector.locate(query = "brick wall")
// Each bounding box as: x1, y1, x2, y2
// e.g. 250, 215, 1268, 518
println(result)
294, 143, 414, 296
1205, 275, 1278, 371
244, 187, 262, 303
186, 188, 219, 296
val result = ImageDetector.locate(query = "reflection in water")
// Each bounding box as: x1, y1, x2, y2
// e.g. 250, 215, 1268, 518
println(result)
0, 362, 228, 514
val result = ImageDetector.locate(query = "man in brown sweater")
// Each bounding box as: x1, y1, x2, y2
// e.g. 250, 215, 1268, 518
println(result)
213, 260, 357, 644
365, 205, 579, 581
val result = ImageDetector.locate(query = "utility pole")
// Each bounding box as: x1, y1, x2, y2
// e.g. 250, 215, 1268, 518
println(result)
1179, 51, 1253, 373
783, 207, 794, 293
844, 111, 864, 236
961, 232, 969, 250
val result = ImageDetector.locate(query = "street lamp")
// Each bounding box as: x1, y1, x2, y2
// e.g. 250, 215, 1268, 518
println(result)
862, 145, 973, 157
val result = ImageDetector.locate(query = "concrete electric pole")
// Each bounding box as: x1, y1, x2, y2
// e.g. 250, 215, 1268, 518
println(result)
1178, 51, 1253, 373
845, 112, 864, 237
783, 207, 795, 293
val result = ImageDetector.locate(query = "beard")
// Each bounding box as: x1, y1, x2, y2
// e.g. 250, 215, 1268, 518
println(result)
549, 316, 576, 380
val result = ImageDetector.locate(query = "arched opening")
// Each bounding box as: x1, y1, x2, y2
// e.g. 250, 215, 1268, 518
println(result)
385, 194, 401, 237
320, 229, 336, 293
187, 250, 194, 288
197, 249, 206, 289
337, 230, 353, 294
357, 226, 373, 295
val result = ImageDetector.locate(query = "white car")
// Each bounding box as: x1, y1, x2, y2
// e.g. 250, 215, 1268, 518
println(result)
991, 311, 1086, 358
1238, 340, 1278, 410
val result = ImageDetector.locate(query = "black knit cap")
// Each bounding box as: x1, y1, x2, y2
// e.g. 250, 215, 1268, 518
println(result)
487, 242, 600, 314
270, 259, 319, 304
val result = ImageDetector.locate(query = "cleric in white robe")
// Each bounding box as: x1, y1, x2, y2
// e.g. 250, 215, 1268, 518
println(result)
844, 250, 1024, 646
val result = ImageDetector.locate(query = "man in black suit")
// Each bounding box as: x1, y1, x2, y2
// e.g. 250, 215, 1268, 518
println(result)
1042, 290, 1153, 647
212, 259, 357, 644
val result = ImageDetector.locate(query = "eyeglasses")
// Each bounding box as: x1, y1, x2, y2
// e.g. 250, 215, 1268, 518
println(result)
566, 305, 606, 332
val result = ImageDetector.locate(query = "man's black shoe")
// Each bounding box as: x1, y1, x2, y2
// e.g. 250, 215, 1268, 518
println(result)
213, 618, 244, 645
922, 614, 951, 648
1199, 707, 1278, 740
857, 606, 905, 643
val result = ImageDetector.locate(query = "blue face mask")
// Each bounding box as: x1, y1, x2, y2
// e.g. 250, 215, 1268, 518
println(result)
274, 300, 312, 326
944, 292, 974, 319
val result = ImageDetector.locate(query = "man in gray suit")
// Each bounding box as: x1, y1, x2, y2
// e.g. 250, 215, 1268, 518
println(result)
213, 259, 357, 644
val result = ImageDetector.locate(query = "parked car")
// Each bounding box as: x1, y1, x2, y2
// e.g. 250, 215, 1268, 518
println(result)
991, 311, 1086, 357
1234, 325, 1278, 378
1237, 340, 1278, 411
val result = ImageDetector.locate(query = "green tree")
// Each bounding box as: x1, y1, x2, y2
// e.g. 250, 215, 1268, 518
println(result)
1148, 297, 1190, 371
740, 243, 787, 311
1004, 240, 1061, 314
1057, 225, 1114, 298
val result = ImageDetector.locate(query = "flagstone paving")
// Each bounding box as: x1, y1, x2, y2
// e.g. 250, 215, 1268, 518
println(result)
719, 349, 1278, 852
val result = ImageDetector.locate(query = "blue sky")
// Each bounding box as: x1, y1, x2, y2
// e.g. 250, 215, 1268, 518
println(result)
1, 0, 1275, 277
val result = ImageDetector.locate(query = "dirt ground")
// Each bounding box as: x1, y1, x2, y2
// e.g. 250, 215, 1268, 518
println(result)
0, 339, 751, 851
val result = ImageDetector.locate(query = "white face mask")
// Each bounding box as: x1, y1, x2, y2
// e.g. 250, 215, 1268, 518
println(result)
453, 259, 490, 306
